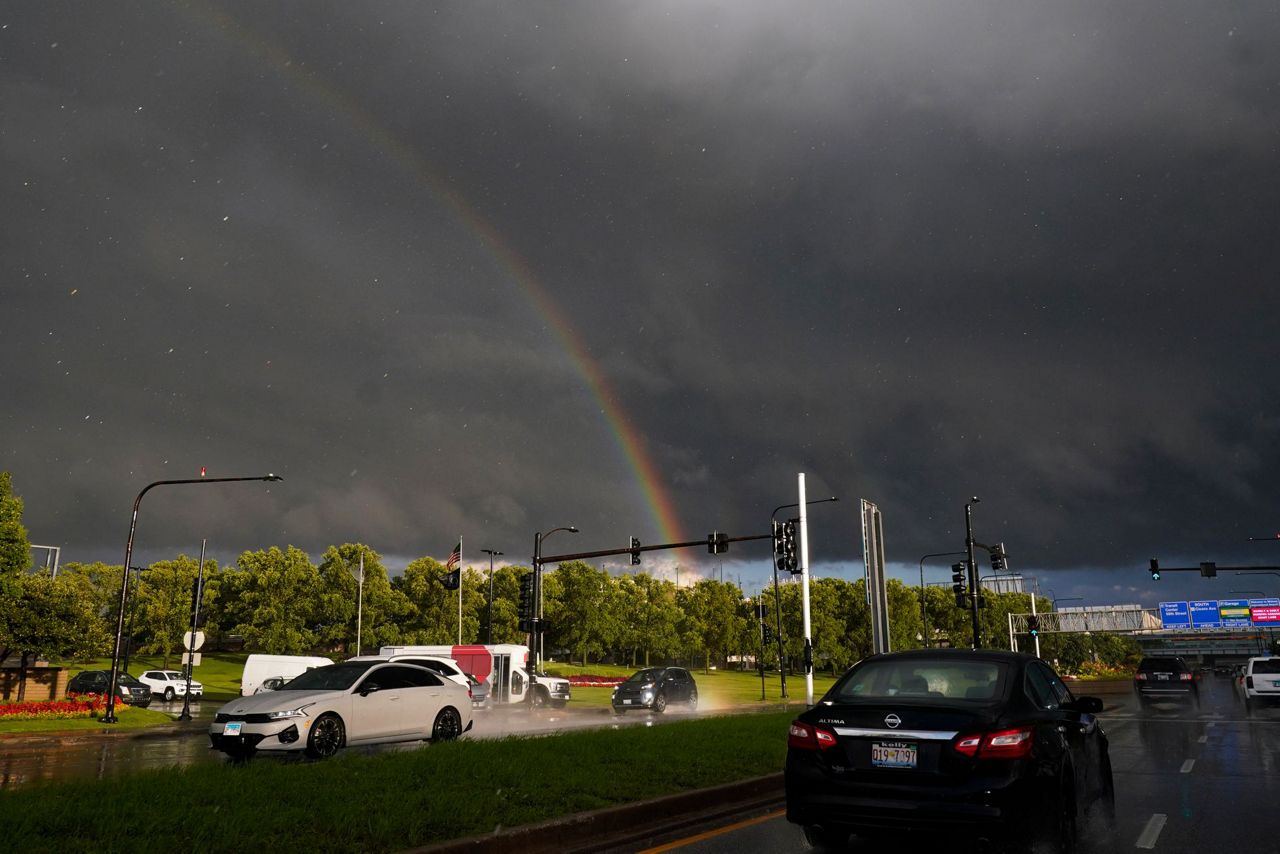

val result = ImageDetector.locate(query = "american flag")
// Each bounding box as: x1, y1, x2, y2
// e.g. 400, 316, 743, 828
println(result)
445, 541, 461, 570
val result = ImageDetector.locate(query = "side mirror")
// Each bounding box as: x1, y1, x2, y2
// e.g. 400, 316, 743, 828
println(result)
359, 683, 381, 697
1073, 696, 1103, 714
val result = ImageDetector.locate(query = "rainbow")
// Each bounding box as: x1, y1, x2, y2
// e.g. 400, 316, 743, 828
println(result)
190, 5, 685, 545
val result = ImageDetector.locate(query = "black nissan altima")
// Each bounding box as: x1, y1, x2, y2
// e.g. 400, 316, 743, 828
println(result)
785, 649, 1113, 851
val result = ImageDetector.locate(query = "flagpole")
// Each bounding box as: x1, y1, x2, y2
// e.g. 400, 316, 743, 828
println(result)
457, 536, 463, 644
356, 552, 364, 656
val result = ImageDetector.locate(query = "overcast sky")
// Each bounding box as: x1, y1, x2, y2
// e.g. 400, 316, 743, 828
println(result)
5, 2, 1279, 607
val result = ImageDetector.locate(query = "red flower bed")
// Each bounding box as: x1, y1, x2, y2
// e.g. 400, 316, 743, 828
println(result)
0, 694, 106, 721
567, 675, 627, 688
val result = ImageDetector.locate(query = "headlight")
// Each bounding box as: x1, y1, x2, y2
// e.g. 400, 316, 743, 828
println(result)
267, 704, 313, 720
119, 686, 131, 695
642, 689, 654, 702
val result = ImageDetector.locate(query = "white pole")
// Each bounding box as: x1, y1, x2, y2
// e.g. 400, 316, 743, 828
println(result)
356, 552, 364, 657
458, 537, 463, 644
1008, 612, 1015, 652
1031, 588, 1040, 659
799, 473, 814, 705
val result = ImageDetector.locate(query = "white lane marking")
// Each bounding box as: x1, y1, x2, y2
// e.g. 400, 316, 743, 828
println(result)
1180, 759, 1195, 773
1136, 813, 1168, 849
1206, 721, 1216, 728
1198, 734, 1208, 743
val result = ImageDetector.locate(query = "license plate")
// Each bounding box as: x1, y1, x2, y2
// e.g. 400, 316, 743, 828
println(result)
622, 699, 633, 705
223, 722, 242, 736
872, 741, 918, 769
1156, 673, 1170, 680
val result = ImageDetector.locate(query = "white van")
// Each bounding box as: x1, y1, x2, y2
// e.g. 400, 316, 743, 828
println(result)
240, 654, 333, 696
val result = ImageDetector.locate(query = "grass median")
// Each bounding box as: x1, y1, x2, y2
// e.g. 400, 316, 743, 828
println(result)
0, 709, 794, 852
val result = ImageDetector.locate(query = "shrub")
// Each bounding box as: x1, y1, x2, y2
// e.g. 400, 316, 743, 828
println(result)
0, 694, 106, 721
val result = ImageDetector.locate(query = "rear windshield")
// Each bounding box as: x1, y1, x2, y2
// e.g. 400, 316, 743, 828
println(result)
1252, 659, 1280, 675
827, 658, 1007, 703
1138, 658, 1187, 672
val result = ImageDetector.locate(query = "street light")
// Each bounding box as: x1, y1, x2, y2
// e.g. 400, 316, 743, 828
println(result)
177, 538, 207, 722
481, 548, 504, 644
531, 526, 578, 677
101, 473, 283, 724
964, 497, 981, 649
772, 497, 837, 700
918, 552, 967, 649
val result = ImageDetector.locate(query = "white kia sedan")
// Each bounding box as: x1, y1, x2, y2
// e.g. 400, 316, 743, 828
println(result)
209, 660, 472, 759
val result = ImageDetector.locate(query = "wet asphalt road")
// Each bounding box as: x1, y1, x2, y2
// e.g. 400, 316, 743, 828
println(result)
0, 696, 711, 789
642, 675, 1280, 853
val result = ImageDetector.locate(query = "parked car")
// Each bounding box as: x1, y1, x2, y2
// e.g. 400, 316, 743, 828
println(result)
139, 669, 203, 701
1133, 655, 1200, 709
785, 649, 1113, 851
1242, 656, 1280, 717
611, 666, 698, 714
465, 672, 490, 709
66, 670, 153, 708
209, 660, 472, 759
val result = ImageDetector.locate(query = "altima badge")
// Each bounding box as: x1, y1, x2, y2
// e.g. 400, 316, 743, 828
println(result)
884, 713, 901, 729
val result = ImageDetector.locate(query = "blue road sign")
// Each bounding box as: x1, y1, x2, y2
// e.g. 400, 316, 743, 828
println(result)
1189, 600, 1221, 628
1159, 601, 1190, 629
1218, 598, 1252, 628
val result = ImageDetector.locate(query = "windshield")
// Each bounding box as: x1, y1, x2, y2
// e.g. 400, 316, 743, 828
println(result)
828, 658, 1006, 703
278, 662, 370, 692
626, 669, 664, 684
1253, 659, 1280, 675
119, 674, 146, 687
1138, 658, 1186, 672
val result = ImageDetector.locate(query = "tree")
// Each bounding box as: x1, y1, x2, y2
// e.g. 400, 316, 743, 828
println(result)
222, 546, 321, 654
0, 574, 107, 700
132, 555, 215, 667
315, 543, 413, 653
544, 561, 615, 666
394, 556, 470, 644
0, 472, 31, 598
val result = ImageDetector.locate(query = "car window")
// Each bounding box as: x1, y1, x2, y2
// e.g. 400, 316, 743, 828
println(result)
1252, 660, 1280, 674
1138, 658, 1185, 672
281, 662, 369, 692
626, 668, 664, 684
829, 659, 1005, 702
400, 667, 443, 688
1024, 665, 1059, 710
1035, 663, 1074, 706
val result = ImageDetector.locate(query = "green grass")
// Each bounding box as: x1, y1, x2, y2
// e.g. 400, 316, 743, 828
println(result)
547, 661, 840, 707
0, 703, 173, 734
0, 710, 795, 852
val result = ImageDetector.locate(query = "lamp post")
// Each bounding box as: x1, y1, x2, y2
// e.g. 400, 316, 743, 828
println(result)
531, 526, 577, 677
481, 548, 504, 644
918, 552, 967, 649
772, 496, 837, 700
101, 473, 283, 723
177, 538, 206, 722
964, 497, 981, 649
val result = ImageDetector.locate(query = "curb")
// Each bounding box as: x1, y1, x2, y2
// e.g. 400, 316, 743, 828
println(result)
409, 773, 786, 854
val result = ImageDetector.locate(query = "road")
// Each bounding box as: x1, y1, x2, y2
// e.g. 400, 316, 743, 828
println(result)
0, 696, 706, 789
635, 675, 1280, 853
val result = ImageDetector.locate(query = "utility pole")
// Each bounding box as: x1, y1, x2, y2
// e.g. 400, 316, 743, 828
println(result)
964, 497, 981, 649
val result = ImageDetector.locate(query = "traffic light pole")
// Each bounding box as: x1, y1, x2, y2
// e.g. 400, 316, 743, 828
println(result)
964, 498, 981, 649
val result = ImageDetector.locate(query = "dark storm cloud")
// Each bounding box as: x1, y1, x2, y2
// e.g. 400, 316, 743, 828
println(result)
4, 3, 1279, 604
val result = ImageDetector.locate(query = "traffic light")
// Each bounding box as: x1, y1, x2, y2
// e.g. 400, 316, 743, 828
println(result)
707, 531, 729, 554
952, 562, 968, 609
754, 602, 769, 619
630, 537, 642, 565
762, 624, 773, 644
518, 572, 535, 625
1150, 558, 1160, 581
990, 542, 1007, 573
777, 520, 799, 574
1028, 615, 1040, 637
1200, 561, 1218, 578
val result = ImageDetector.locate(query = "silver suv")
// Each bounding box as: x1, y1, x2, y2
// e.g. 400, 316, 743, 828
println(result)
1242, 656, 1280, 717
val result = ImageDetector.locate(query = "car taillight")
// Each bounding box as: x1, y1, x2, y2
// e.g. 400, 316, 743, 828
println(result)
1247, 676, 1254, 689
1178, 673, 1193, 681
1134, 673, 1148, 681
953, 727, 1034, 759
788, 721, 838, 750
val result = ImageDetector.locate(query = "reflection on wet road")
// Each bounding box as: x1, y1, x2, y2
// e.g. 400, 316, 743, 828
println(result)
0, 697, 704, 789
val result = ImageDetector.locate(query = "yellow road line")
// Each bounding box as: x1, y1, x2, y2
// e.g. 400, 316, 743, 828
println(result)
636, 807, 787, 853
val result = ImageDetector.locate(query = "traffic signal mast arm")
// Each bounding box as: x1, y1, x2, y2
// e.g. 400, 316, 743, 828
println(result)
539, 532, 774, 565
1148, 559, 1280, 579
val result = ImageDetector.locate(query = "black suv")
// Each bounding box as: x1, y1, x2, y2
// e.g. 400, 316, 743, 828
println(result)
1133, 656, 1199, 709
66, 670, 153, 707
612, 667, 698, 714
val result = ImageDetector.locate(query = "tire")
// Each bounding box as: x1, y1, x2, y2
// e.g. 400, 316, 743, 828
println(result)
802, 825, 848, 850
688, 689, 698, 710
163, 687, 175, 701
530, 687, 549, 708
432, 707, 462, 741
1036, 775, 1078, 854
305, 712, 345, 759
652, 692, 667, 714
